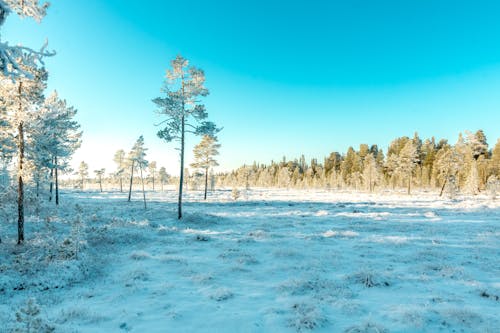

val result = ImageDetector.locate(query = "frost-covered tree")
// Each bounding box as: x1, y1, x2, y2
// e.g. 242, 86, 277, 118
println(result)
148, 160, 157, 191
113, 149, 126, 192
0, 0, 53, 78
491, 139, 500, 177
158, 166, 169, 191
433, 144, 463, 196
33, 91, 81, 205
362, 153, 379, 192
397, 140, 419, 194
153, 55, 220, 219
94, 168, 105, 192
78, 161, 88, 189
0, 66, 46, 244
465, 130, 488, 194
127, 135, 148, 208
190, 135, 220, 199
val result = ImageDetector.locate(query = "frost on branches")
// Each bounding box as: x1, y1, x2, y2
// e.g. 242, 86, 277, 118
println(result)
153, 55, 221, 219
0, 0, 53, 78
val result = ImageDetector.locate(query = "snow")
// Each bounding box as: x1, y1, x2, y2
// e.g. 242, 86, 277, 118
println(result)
1, 188, 499, 332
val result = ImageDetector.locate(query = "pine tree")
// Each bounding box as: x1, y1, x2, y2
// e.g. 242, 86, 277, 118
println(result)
0, 0, 54, 79
153, 55, 220, 219
35, 91, 81, 205
158, 166, 169, 191
491, 139, 500, 177
113, 149, 126, 192
1, 66, 46, 244
149, 161, 157, 191
362, 153, 379, 192
397, 140, 418, 194
190, 135, 220, 200
94, 168, 105, 192
127, 135, 148, 208
78, 161, 88, 189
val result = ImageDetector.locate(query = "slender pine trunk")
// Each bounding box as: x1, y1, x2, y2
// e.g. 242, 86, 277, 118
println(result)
178, 114, 185, 219
99, 176, 102, 192
55, 156, 59, 205
119, 177, 123, 192
128, 161, 134, 202
49, 164, 53, 201
17, 82, 24, 244
439, 175, 448, 197
407, 173, 411, 195
204, 167, 208, 200
140, 167, 146, 209
152, 172, 155, 191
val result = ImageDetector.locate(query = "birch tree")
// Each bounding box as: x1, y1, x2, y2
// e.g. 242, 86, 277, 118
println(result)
153, 55, 220, 219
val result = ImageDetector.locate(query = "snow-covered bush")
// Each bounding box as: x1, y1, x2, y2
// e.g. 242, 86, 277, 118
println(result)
14, 298, 54, 333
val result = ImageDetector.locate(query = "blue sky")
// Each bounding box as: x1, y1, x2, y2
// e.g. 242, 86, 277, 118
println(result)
4, 0, 500, 174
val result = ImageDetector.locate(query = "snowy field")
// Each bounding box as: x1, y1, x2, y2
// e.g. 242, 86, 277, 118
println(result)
1, 188, 499, 332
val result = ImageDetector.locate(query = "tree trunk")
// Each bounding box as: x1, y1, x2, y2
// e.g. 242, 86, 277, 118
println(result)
55, 156, 60, 205
152, 172, 155, 191
407, 173, 411, 195
49, 164, 53, 201
128, 161, 134, 202
178, 114, 185, 219
204, 167, 208, 200
99, 176, 102, 192
17, 82, 24, 245
119, 177, 123, 192
140, 167, 146, 209
439, 175, 448, 197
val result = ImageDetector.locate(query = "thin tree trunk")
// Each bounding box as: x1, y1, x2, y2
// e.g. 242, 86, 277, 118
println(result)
128, 161, 134, 202
408, 173, 411, 195
17, 82, 24, 244
152, 172, 155, 191
178, 114, 185, 219
49, 164, 53, 201
99, 176, 102, 192
55, 156, 59, 205
140, 167, 146, 209
119, 177, 122, 192
204, 167, 208, 200
439, 175, 448, 197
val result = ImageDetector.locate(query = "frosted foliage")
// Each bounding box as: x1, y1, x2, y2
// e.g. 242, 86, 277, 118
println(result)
0, 0, 53, 78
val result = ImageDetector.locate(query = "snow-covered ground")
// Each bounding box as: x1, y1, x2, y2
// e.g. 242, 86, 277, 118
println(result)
1, 188, 499, 332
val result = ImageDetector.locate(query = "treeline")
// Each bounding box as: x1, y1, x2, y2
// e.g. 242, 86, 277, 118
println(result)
215, 131, 500, 195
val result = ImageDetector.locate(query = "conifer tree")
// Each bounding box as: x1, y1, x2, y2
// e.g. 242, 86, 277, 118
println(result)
158, 166, 169, 191
190, 135, 220, 199
113, 149, 126, 192
490, 139, 500, 177
397, 140, 418, 194
94, 168, 105, 192
127, 135, 148, 208
153, 55, 220, 219
78, 161, 88, 189
149, 161, 157, 191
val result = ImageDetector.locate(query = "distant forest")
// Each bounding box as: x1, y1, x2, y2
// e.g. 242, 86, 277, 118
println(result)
214, 130, 500, 196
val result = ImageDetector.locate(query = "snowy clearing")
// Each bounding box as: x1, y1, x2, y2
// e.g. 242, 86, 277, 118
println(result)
1, 188, 499, 332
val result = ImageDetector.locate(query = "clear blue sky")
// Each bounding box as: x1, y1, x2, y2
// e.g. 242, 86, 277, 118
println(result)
4, 0, 500, 174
